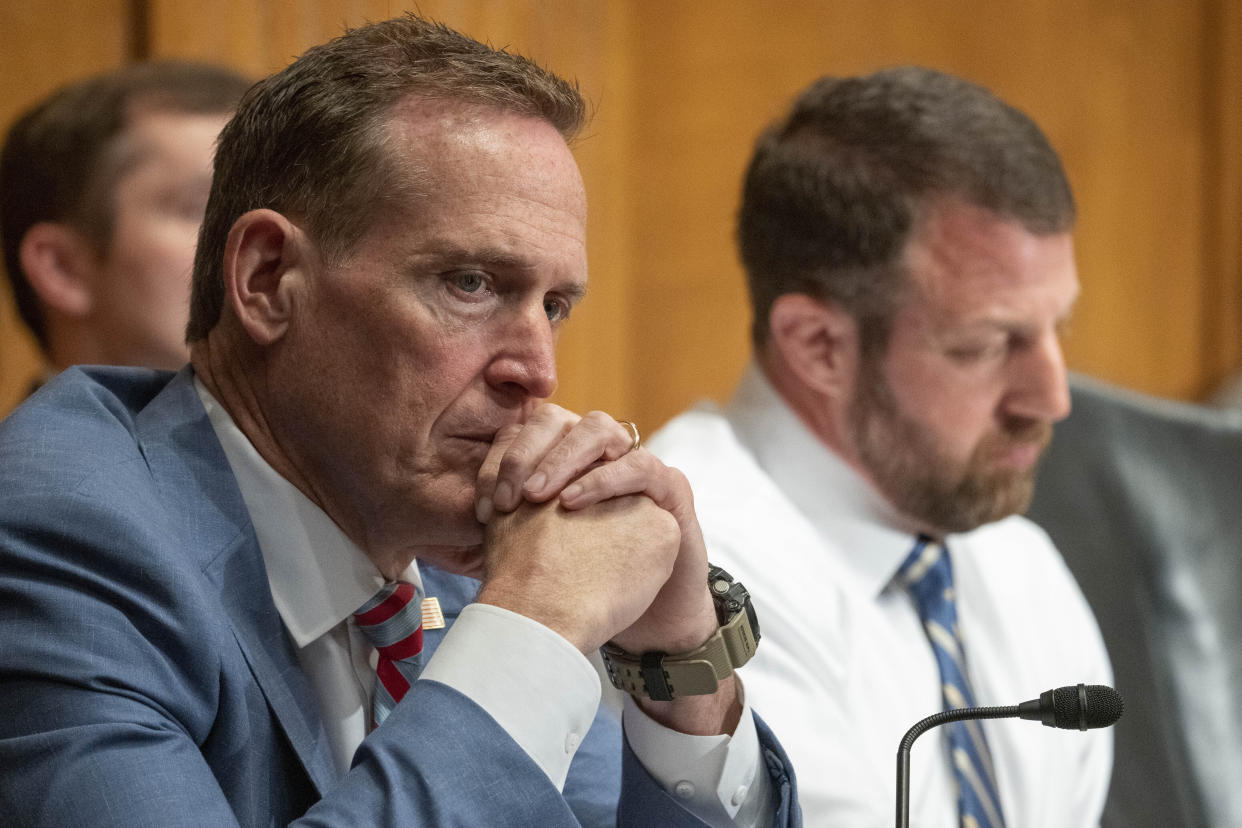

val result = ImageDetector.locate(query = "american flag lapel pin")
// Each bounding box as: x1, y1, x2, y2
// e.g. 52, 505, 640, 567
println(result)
421, 596, 445, 630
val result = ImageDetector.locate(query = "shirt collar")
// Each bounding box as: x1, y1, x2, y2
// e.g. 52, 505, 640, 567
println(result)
194, 377, 421, 648
725, 362, 925, 598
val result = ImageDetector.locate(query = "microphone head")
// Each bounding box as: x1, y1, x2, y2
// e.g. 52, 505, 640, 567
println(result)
1047, 684, 1124, 730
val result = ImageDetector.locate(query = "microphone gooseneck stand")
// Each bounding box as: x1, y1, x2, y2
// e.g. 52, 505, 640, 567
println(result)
895, 684, 1124, 828
895, 705, 1018, 828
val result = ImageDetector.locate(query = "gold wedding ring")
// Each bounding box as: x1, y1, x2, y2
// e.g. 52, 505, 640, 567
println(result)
618, 420, 641, 453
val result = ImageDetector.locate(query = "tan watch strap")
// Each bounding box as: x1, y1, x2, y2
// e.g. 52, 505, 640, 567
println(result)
599, 608, 759, 701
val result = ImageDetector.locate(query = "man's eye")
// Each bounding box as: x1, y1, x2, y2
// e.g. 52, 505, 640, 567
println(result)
947, 341, 1004, 362
451, 271, 486, 293
544, 296, 570, 322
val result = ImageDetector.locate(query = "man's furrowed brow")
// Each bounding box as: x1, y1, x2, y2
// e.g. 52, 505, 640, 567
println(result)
560, 281, 588, 305
421, 243, 529, 270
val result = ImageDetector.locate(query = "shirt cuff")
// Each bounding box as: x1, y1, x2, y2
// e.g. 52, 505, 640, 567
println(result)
622, 680, 773, 827
419, 602, 600, 789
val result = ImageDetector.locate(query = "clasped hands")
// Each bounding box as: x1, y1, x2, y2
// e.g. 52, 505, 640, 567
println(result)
472, 403, 737, 730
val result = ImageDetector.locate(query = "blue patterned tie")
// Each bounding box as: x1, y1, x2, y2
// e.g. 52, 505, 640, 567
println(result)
898, 535, 1006, 828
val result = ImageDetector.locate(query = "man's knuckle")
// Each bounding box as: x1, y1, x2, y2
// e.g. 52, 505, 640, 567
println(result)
498, 444, 534, 474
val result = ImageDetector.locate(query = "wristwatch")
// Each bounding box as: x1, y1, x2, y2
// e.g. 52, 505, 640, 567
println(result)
599, 564, 761, 701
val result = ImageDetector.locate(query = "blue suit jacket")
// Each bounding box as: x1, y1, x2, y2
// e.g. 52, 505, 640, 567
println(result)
0, 367, 798, 826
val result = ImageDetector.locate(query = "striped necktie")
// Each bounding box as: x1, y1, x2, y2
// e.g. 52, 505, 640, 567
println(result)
898, 535, 1007, 828
353, 580, 425, 729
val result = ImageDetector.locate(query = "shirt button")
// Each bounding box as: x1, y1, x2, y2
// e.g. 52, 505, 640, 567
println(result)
731, 784, 749, 806
564, 732, 581, 753
674, 780, 695, 799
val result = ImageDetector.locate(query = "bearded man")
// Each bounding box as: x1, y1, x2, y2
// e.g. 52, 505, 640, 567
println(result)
648, 67, 1111, 827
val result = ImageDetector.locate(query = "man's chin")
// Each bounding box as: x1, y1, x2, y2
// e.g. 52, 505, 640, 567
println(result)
954, 473, 1037, 531
890, 467, 1037, 535
400, 498, 486, 575
415, 544, 486, 579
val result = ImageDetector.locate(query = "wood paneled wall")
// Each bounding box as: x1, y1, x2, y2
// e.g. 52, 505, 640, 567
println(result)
2, 1, 1239, 432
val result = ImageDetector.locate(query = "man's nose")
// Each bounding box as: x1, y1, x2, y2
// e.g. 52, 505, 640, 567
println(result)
484, 306, 558, 400
1005, 331, 1071, 423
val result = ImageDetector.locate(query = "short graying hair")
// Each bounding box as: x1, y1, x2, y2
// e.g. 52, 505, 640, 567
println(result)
187, 13, 586, 341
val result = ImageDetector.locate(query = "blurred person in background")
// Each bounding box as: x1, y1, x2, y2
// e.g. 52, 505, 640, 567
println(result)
0, 60, 250, 390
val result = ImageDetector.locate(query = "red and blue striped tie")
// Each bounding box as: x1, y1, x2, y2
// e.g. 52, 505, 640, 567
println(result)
353, 581, 424, 729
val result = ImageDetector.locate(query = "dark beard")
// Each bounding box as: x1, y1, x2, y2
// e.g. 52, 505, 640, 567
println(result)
849, 357, 1051, 534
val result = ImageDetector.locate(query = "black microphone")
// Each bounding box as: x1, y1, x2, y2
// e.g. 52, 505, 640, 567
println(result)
895, 684, 1123, 828
1017, 683, 1123, 730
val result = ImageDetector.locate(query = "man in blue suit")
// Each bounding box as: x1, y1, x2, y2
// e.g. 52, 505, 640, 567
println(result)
0, 14, 798, 827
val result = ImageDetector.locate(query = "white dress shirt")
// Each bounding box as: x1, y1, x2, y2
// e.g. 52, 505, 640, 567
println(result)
648, 364, 1113, 827
195, 380, 769, 825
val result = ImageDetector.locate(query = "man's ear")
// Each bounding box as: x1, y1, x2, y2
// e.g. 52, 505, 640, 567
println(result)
223, 209, 310, 346
18, 223, 99, 318
767, 293, 860, 399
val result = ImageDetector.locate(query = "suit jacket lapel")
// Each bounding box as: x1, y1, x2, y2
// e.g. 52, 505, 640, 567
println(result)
134, 368, 337, 796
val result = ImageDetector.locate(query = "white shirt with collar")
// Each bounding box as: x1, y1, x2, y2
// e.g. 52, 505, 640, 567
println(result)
195, 379, 770, 826
648, 363, 1112, 827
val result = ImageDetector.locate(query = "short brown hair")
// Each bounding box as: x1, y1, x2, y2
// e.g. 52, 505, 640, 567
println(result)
0, 61, 250, 352
737, 66, 1075, 349
186, 13, 586, 341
